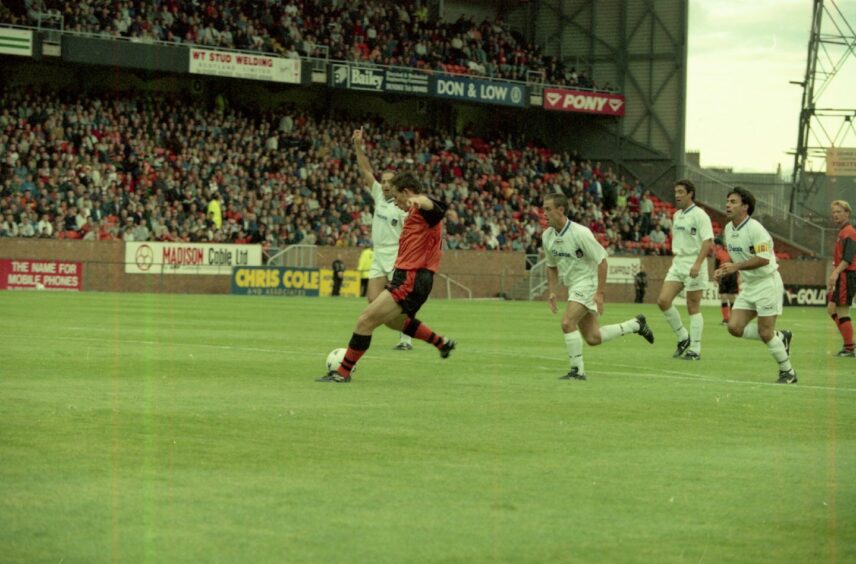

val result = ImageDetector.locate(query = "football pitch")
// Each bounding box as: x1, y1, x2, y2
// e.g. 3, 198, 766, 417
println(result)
1, 292, 854, 562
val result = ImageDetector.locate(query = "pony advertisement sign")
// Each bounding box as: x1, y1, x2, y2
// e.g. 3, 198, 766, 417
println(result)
543, 88, 625, 116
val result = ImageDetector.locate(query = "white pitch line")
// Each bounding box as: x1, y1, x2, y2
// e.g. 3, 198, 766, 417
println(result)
603, 363, 856, 393
13, 333, 856, 394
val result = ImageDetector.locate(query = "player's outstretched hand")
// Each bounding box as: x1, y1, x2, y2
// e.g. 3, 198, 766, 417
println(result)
714, 262, 734, 281
595, 291, 604, 315
548, 292, 558, 314
352, 128, 363, 143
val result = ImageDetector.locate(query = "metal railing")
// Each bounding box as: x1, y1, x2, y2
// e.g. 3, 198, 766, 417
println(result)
684, 166, 834, 257
437, 273, 472, 300
0, 23, 622, 96
266, 244, 316, 268
528, 257, 548, 300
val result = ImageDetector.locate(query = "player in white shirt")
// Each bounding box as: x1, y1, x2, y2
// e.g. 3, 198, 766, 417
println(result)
353, 128, 412, 350
714, 187, 796, 384
656, 180, 714, 360
542, 193, 655, 380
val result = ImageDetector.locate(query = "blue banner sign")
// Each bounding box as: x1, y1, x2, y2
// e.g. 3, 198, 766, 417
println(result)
330, 63, 384, 92
231, 267, 320, 297
430, 76, 527, 108
384, 68, 430, 95
329, 63, 430, 95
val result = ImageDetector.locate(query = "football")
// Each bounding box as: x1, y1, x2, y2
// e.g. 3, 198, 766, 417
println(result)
325, 348, 352, 374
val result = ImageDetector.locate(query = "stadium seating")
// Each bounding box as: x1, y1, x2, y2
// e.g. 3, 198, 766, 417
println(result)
0, 87, 664, 255
0, 1, 613, 90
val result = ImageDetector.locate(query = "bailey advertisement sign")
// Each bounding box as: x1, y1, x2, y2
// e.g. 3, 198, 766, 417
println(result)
329, 63, 430, 95
328, 63, 525, 107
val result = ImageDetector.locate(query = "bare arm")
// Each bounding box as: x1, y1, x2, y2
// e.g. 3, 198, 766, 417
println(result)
352, 128, 376, 190
714, 256, 769, 280
547, 266, 559, 314
690, 238, 713, 278
733, 255, 770, 271
595, 259, 606, 314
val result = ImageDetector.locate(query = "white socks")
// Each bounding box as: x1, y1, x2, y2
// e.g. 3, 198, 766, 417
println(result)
663, 306, 689, 341
600, 324, 621, 343
600, 318, 641, 343
564, 331, 584, 373
741, 325, 792, 371
689, 313, 703, 354
741, 324, 761, 340
766, 335, 792, 372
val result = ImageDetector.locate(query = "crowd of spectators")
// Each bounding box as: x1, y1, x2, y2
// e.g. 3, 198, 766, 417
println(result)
2, 0, 611, 90
0, 86, 672, 257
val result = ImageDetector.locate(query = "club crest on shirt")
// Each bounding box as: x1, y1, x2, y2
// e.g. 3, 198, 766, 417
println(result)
690, 227, 697, 235
575, 248, 584, 258
391, 219, 398, 227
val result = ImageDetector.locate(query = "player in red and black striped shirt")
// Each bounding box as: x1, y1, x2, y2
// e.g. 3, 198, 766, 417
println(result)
318, 172, 456, 383
714, 240, 739, 324
828, 200, 856, 357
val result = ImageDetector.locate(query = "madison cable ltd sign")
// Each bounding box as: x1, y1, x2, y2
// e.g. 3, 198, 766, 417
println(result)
125, 242, 262, 275
543, 88, 625, 116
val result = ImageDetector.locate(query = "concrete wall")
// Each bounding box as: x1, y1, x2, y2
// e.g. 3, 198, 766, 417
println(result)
0, 239, 827, 300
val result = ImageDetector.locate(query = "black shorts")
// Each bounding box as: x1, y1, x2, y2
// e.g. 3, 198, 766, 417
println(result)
830, 270, 856, 306
387, 268, 434, 317
718, 272, 739, 295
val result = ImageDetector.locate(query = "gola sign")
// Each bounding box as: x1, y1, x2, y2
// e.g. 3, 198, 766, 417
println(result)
783, 285, 827, 307
543, 88, 626, 116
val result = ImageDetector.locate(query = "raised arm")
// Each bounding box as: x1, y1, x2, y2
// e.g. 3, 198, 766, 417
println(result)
406, 195, 435, 211
352, 128, 377, 190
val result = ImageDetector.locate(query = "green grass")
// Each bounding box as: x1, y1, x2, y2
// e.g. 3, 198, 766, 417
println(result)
1, 292, 854, 563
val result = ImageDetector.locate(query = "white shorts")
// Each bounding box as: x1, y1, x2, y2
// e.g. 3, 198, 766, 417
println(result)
567, 285, 599, 316
733, 272, 783, 317
368, 249, 397, 279
665, 256, 709, 292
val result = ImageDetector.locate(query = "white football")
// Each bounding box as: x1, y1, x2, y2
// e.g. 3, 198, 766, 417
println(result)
326, 348, 353, 374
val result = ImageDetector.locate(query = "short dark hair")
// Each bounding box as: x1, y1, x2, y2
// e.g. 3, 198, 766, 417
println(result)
727, 186, 755, 216
674, 179, 696, 200
544, 192, 569, 212
391, 171, 422, 194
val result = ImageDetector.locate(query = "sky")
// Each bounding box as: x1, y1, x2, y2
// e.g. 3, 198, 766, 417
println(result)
686, 0, 855, 175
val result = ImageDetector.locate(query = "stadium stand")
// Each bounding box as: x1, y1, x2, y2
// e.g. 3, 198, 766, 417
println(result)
0, 0, 613, 90
0, 86, 667, 255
